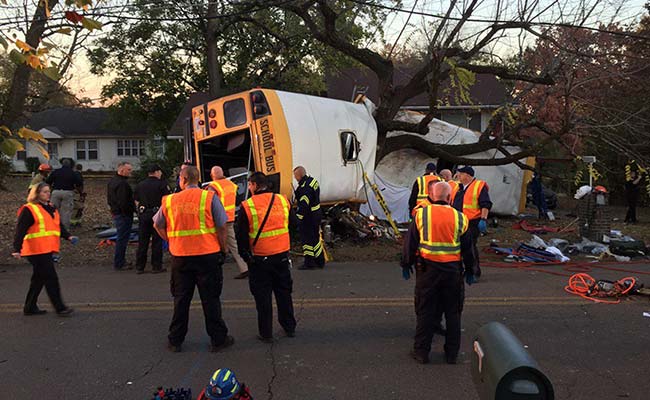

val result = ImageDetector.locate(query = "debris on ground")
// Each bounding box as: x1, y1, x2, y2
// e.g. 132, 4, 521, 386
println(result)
324, 204, 398, 242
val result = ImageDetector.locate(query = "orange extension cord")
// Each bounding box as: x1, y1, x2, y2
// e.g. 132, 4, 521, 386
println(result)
563, 273, 636, 304
482, 252, 647, 304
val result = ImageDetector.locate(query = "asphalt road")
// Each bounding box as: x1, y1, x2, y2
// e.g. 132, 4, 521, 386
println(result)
1, 257, 649, 400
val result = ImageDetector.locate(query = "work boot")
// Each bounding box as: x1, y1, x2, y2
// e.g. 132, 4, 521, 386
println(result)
56, 307, 74, 317
284, 329, 295, 338
297, 264, 314, 270
167, 342, 182, 353
409, 350, 429, 364
135, 268, 145, 275
23, 308, 47, 316
210, 335, 235, 352
445, 353, 458, 365
257, 334, 273, 344
151, 268, 167, 274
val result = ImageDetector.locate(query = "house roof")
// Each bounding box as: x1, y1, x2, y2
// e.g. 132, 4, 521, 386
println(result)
27, 107, 147, 138
167, 92, 213, 139
325, 67, 510, 108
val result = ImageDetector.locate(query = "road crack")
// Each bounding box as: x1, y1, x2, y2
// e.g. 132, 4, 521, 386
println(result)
140, 357, 163, 379
266, 341, 278, 400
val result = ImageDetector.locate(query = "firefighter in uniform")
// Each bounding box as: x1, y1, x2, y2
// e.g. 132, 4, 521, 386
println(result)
293, 166, 324, 270
401, 181, 474, 364
207, 165, 249, 279
236, 172, 297, 342
451, 166, 492, 280
408, 162, 441, 215
153, 166, 234, 353
13, 182, 77, 316
134, 164, 170, 274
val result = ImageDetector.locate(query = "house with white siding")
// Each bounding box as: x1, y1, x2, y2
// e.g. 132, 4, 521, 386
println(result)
12, 107, 162, 172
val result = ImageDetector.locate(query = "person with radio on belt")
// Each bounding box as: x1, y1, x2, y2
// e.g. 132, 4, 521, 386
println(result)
134, 164, 170, 274
401, 181, 475, 365
153, 166, 233, 353
207, 165, 249, 279
293, 166, 324, 270
451, 166, 492, 280
236, 172, 297, 343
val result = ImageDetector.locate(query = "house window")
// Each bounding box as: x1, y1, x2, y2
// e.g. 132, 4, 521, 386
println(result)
16, 139, 27, 161
47, 142, 58, 159
76, 140, 98, 160
340, 131, 359, 164
117, 139, 145, 157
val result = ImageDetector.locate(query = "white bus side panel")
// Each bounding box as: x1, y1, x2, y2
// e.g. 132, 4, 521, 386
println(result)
275, 91, 377, 203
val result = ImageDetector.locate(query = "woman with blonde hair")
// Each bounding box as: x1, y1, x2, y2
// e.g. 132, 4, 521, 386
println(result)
12, 182, 77, 316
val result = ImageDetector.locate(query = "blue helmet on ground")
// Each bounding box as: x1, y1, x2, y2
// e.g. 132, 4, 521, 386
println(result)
205, 368, 240, 400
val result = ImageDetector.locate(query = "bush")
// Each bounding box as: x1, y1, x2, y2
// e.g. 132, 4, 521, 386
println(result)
25, 157, 40, 173
0, 155, 13, 190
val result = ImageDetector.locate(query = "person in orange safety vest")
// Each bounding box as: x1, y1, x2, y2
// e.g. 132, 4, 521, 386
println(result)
451, 166, 492, 280
12, 182, 77, 316
207, 165, 249, 279
153, 166, 234, 353
408, 162, 441, 215
235, 172, 296, 343
401, 181, 474, 365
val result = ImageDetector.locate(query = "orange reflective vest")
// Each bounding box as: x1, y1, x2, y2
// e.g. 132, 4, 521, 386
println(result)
162, 189, 221, 256
208, 179, 237, 222
411, 198, 433, 218
455, 179, 487, 220
415, 204, 468, 263
416, 174, 442, 201
18, 203, 61, 256
241, 193, 290, 256
447, 180, 459, 196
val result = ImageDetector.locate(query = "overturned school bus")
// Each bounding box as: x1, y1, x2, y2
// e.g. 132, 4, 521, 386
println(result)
187, 89, 377, 203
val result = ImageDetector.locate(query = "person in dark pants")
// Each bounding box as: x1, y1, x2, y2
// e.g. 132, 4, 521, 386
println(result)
293, 166, 324, 270
401, 181, 474, 364
134, 164, 170, 274
46, 158, 83, 230
107, 162, 135, 270
13, 182, 77, 316
625, 170, 643, 223
451, 166, 491, 280
71, 163, 86, 226
154, 166, 233, 353
236, 172, 296, 342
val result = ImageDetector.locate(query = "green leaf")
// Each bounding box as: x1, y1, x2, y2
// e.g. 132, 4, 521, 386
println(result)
56, 27, 72, 35
9, 49, 26, 65
0, 138, 24, 156
81, 17, 103, 32
0, 36, 8, 50
41, 66, 62, 81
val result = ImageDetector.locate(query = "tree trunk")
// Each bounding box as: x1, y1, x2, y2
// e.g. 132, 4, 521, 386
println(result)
205, 2, 225, 98
1, 0, 59, 128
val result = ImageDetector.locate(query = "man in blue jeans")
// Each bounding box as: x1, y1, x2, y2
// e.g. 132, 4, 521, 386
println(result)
107, 162, 135, 270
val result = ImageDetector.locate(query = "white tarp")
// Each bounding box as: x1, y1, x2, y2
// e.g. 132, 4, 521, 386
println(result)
361, 113, 529, 220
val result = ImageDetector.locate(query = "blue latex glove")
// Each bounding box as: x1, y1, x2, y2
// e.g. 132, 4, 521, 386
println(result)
478, 219, 488, 233
70, 236, 79, 245
402, 265, 414, 280
465, 273, 476, 285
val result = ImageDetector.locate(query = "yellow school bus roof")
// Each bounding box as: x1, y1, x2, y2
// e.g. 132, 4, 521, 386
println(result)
192, 90, 259, 141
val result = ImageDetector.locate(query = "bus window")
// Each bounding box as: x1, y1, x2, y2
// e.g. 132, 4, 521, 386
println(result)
340, 131, 359, 164
224, 99, 247, 128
